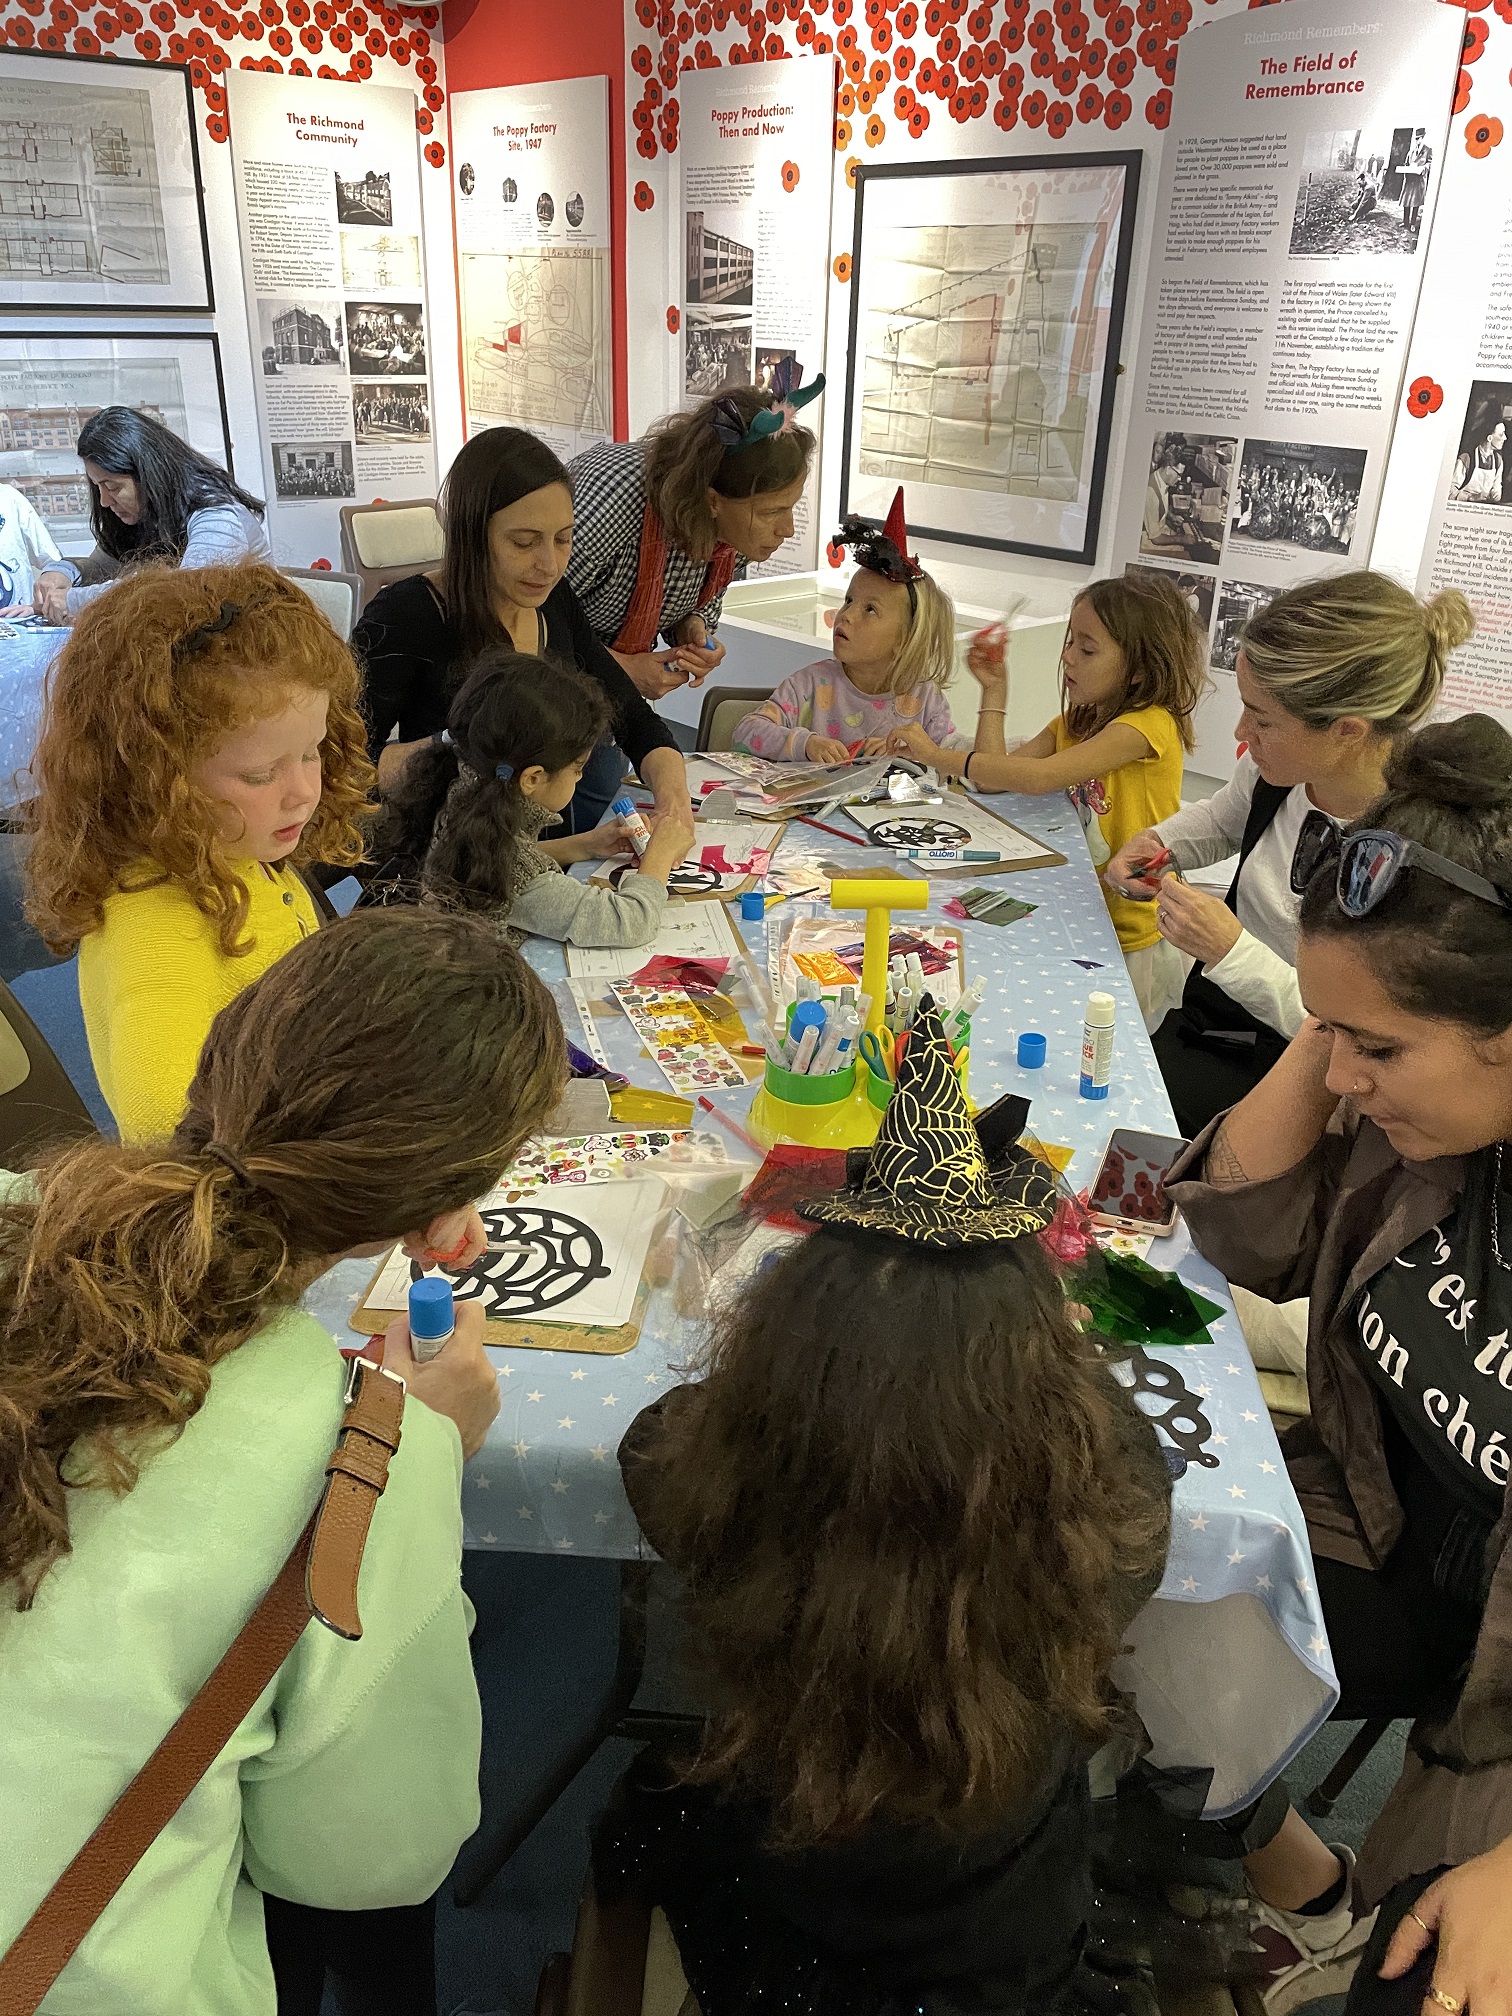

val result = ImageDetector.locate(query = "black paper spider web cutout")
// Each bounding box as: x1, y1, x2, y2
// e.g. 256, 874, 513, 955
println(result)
412, 1204, 612, 1317
668, 861, 723, 894
868, 816, 972, 850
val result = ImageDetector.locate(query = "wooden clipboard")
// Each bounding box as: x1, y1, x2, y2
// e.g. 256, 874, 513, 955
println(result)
352, 1259, 653, 1357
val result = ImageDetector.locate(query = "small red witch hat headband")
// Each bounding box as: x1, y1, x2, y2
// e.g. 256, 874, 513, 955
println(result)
709, 356, 825, 453
833, 486, 925, 587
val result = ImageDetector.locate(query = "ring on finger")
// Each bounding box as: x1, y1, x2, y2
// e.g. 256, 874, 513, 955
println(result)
1409, 1912, 1432, 1935
1428, 1988, 1463, 2013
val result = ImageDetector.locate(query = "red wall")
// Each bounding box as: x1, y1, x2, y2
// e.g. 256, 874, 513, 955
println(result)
441, 0, 629, 437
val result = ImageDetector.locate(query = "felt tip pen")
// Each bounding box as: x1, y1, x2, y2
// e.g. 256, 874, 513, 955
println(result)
897, 847, 1003, 863
697, 1095, 764, 1155
790, 1024, 821, 1074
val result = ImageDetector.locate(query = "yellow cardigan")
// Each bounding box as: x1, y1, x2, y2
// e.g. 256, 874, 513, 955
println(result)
78, 862, 319, 1143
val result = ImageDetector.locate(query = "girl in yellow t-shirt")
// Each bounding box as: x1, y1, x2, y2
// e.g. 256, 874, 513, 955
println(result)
885, 572, 1207, 1026
25, 561, 373, 1142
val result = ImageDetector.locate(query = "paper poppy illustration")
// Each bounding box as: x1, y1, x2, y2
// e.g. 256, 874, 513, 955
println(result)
634, 181, 655, 211
666, 305, 681, 334
1405, 377, 1444, 418
1467, 112, 1503, 159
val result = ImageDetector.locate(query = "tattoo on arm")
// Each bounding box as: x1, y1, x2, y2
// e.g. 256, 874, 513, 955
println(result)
1206, 1122, 1250, 1191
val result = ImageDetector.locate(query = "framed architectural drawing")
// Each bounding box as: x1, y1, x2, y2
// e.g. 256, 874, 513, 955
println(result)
840, 152, 1140, 565
0, 53, 212, 313
0, 331, 232, 553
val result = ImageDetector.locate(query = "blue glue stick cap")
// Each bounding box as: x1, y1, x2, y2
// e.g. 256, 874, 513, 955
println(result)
609, 794, 637, 818
789, 999, 828, 1038
1017, 1031, 1047, 1069
740, 890, 764, 921
409, 1276, 456, 1346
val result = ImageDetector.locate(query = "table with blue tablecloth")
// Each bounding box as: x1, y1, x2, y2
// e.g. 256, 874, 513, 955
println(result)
305, 786, 1338, 1818
0, 623, 67, 811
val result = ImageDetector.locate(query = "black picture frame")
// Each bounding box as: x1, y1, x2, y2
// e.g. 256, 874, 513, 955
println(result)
839, 150, 1141, 567
0, 51, 213, 315
0, 328, 234, 553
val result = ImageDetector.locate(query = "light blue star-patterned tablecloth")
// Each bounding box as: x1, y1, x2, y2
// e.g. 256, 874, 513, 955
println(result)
0, 625, 67, 811
305, 788, 1339, 1816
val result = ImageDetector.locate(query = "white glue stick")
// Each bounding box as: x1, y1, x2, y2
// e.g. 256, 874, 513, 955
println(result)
1080, 990, 1116, 1100
610, 794, 651, 856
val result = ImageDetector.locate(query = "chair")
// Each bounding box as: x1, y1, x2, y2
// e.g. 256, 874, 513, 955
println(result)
280, 567, 362, 643
0, 975, 96, 1163
338, 499, 444, 609
694, 686, 771, 754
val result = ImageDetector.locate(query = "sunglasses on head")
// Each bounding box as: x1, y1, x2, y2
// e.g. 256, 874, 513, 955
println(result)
1290, 808, 1512, 920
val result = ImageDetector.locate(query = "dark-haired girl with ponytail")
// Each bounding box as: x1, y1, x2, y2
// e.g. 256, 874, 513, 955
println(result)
1169, 714, 1512, 2014
370, 649, 695, 947
0, 906, 567, 2014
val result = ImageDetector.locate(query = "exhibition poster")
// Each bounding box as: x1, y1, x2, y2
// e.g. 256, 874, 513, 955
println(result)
0, 333, 231, 557
1107, 0, 1462, 776
451, 78, 613, 460
1392, 65, 1512, 730
0, 53, 212, 314
678, 56, 835, 577
841, 153, 1140, 567
226, 70, 439, 556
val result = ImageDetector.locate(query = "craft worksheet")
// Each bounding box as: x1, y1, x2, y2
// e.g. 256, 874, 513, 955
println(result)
565, 901, 745, 983
843, 794, 1062, 866
362, 1175, 666, 1329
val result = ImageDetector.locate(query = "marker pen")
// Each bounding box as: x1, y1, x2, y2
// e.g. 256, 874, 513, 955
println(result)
790, 1023, 821, 1073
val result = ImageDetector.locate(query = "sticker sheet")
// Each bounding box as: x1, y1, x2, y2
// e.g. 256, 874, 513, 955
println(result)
495, 1128, 729, 1199
610, 982, 748, 1095
362, 1176, 666, 1330
843, 794, 1062, 867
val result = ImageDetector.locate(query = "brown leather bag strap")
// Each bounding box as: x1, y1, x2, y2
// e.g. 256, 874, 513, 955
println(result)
0, 1355, 405, 2016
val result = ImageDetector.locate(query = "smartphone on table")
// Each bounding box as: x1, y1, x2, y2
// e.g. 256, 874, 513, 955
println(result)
1088, 1128, 1190, 1237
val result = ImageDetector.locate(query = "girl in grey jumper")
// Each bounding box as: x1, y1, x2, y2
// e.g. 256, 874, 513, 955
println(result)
369, 648, 694, 948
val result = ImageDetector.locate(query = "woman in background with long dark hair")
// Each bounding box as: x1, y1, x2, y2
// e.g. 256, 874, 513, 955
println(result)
33, 407, 270, 622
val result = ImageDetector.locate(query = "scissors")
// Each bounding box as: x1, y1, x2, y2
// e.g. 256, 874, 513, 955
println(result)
857, 1027, 895, 1082
952, 1046, 970, 1088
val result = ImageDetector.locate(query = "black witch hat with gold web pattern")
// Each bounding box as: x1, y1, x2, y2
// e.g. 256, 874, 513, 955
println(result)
799, 1001, 1058, 1248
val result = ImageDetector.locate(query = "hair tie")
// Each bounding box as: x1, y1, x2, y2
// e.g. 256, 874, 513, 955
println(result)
495, 762, 514, 782
204, 1140, 254, 1187
173, 601, 244, 662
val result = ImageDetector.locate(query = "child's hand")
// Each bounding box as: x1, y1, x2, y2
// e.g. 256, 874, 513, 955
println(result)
405, 1205, 488, 1271
885, 724, 939, 763
859, 736, 890, 757
805, 733, 853, 765
576, 815, 631, 862
967, 623, 1009, 687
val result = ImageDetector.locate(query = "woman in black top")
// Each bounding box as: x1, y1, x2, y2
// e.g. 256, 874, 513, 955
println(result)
353, 428, 689, 832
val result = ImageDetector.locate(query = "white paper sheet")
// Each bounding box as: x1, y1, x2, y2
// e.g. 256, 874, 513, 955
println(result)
843, 796, 1058, 864
565, 901, 744, 982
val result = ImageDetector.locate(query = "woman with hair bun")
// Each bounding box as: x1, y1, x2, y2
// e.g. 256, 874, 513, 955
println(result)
566, 371, 821, 700
1168, 715, 1512, 2013
1107, 572, 1473, 1138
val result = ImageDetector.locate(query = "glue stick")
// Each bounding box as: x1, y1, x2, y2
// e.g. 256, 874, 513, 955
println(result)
1079, 991, 1115, 1101
610, 794, 652, 857
409, 1276, 456, 1364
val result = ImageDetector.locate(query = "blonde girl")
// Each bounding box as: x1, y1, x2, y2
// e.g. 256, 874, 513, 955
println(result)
733, 490, 969, 764
888, 570, 1208, 1022
25, 561, 373, 1143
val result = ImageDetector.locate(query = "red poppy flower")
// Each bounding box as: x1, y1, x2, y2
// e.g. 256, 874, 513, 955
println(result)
838, 78, 856, 110
71, 23, 100, 46
633, 179, 655, 211
6, 17, 37, 41
94, 15, 123, 41
347, 46, 368, 71
696, 0, 711, 25
1022, 86, 1046, 122
1062, 12, 1086, 44
204, 79, 227, 106
892, 81, 913, 112
51, 1, 78, 25
119, 1, 144, 22
832, 0, 851, 19
999, 16, 1023, 46
666, 305, 681, 334
1462, 16, 1487, 60
993, 91, 1018, 126
205, 42, 229, 67
299, 23, 320, 46
1026, 6, 1053, 40
423, 82, 443, 108
907, 100, 929, 132
960, 42, 981, 76
413, 101, 432, 128
869, 55, 888, 80
202, 110, 226, 141
637, 128, 658, 155
1002, 58, 1023, 87
312, 0, 332, 21
364, 26, 383, 48
1052, 54, 1078, 91
1029, 45, 1053, 73
1042, 96, 1070, 135
864, 109, 885, 142
1467, 110, 1503, 156
1145, 84, 1170, 126
421, 139, 443, 166
167, 30, 187, 52
1076, 80, 1102, 118
636, 0, 655, 21
832, 251, 853, 283
389, 37, 409, 60
1164, 0, 1189, 26
644, 74, 663, 103
916, 55, 936, 85
1105, 43, 1134, 84
214, 12, 238, 35
132, 25, 159, 49
1496, 0, 1512, 21
934, 59, 955, 91
893, 41, 912, 71
1105, 3, 1131, 38
409, 23, 431, 51
36, 25, 67, 48
896, 0, 916, 25
1080, 34, 1104, 70
287, 0, 307, 18
937, 22, 958, 54
969, 0, 991, 27
870, 17, 891, 46
327, 21, 349, 45
1405, 377, 1444, 418
923, 0, 943, 27
151, 0, 173, 19
268, 24, 291, 49
1102, 84, 1130, 126
416, 51, 437, 79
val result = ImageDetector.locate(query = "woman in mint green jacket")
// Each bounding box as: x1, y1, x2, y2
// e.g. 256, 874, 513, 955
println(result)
0, 908, 566, 2014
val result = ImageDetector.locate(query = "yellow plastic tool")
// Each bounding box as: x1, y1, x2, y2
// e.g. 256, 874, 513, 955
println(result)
829, 878, 929, 1035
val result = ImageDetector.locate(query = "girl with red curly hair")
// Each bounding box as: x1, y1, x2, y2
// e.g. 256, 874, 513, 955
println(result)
25, 562, 373, 1143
